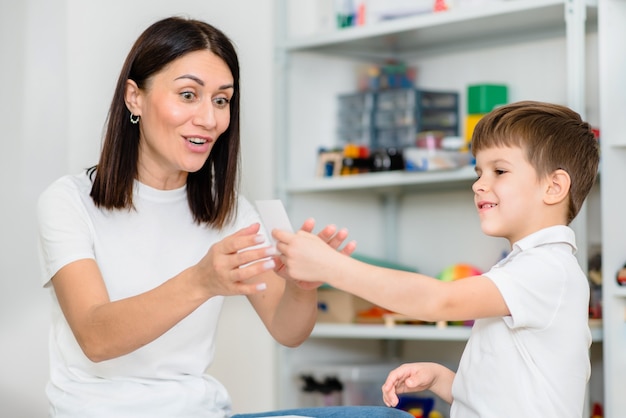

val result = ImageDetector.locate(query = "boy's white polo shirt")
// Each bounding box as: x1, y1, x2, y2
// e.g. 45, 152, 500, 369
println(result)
451, 225, 591, 418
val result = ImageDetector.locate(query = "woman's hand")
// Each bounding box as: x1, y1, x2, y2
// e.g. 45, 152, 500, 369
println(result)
193, 223, 277, 297
382, 362, 454, 407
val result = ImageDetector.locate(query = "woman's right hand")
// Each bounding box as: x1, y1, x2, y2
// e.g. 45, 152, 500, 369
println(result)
193, 222, 277, 297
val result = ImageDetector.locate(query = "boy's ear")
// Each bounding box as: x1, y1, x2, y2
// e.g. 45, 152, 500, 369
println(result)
544, 169, 571, 205
124, 79, 142, 116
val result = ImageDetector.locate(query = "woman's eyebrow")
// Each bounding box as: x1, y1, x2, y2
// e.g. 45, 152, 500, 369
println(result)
174, 74, 234, 91
175, 74, 204, 86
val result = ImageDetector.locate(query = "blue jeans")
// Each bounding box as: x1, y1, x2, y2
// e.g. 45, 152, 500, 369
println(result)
233, 406, 414, 417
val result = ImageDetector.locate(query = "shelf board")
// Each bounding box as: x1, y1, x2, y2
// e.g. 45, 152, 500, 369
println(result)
312, 321, 603, 342
311, 322, 471, 341
287, 165, 476, 194
611, 287, 626, 298
284, 0, 597, 59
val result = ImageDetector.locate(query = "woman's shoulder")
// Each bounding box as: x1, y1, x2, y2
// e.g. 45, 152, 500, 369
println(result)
39, 170, 93, 208
228, 194, 260, 228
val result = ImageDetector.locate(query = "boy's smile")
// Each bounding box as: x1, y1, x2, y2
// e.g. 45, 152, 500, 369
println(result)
473, 146, 548, 244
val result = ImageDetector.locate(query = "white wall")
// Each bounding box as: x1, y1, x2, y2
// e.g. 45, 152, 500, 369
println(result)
0, 0, 277, 416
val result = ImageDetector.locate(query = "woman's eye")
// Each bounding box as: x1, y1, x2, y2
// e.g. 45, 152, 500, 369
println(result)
213, 97, 230, 109
181, 91, 196, 101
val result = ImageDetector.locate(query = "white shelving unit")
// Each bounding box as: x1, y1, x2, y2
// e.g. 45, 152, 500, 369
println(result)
310, 322, 603, 342
274, 0, 603, 414
598, 0, 626, 416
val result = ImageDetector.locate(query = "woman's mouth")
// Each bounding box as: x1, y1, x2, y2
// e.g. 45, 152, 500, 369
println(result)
187, 137, 208, 145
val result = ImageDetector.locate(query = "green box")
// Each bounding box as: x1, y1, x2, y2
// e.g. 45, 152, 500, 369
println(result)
467, 84, 508, 114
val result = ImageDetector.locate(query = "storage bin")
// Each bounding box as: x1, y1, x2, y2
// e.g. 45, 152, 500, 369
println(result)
336, 127, 374, 146
337, 92, 376, 112
375, 126, 417, 148
467, 84, 507, 114
377, 88, 416, 110
337, 88, 459, 150
294, 363, 399, 407
317, 288, 374, 323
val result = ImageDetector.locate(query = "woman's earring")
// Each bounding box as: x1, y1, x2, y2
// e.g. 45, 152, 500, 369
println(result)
130, 114, 140, 124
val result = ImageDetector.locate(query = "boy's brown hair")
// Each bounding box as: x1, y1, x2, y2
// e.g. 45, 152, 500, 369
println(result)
471, 100, 599, 224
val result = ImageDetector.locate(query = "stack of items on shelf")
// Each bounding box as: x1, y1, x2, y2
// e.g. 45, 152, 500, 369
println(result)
373, 87, 459, 149
337, 65, 458, 150
316, 145, 405, 178
464, 83, 508, 150
356, 61, 417, 92
588, 252, 602, 321
334, 0, 510, 28
335, 0, 433, 28
320, 76, 467, 176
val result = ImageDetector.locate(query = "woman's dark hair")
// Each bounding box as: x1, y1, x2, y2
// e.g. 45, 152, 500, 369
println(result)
89, 16, 241, 228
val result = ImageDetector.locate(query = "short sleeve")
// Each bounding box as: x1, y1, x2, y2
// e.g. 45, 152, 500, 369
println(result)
231, 196, 264, 230
485, 247, 567, 330
37, 176, 95, 287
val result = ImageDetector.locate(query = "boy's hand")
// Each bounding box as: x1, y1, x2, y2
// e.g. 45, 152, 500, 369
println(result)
272, 219, 356, 284
382, 362, 454, 407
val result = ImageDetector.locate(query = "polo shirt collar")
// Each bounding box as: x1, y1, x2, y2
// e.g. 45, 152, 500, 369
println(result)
498, 225, 577, 266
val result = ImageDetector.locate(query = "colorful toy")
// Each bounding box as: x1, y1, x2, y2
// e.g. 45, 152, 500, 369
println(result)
437, 263, 482, 326
437, 263, 482, 282
397, 395, 434, 417
616, 263, 626, 286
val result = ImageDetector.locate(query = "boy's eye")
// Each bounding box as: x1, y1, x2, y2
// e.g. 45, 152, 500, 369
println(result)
495, 169, 506, 175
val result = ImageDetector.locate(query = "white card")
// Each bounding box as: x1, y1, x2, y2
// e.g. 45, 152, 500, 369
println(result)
255, 200, 294, 245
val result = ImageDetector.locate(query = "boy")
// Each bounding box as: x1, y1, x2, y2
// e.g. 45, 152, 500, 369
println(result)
272, 101, 600, 417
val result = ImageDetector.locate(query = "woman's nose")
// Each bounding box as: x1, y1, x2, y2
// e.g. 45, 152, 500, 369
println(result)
194, 102, 217, 129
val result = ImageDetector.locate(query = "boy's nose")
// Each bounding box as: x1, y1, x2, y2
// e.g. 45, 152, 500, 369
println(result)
472, 178, 487, 193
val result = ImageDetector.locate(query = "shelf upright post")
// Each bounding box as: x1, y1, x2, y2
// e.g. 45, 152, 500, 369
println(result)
564, 0, 590, 273
274, 0, 290, 206
599, 1, 626, 416
273, 0, 293, 410
565, 0, 587, 117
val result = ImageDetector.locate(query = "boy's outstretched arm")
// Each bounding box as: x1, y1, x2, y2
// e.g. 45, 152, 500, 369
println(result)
382, 362, 455, 407
271, 218, 357, 290
273, 228, 509, 322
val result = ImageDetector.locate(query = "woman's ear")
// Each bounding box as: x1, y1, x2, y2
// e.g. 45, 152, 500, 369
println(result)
124, 79, 142, 116
544, 169, 571, 205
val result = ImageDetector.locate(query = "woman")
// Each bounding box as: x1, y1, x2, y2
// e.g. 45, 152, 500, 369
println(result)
38, 16, 410, 418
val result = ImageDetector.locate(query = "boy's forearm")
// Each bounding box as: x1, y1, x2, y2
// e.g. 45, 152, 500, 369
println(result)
430, 364, 455, 404
329, 257, 443, 321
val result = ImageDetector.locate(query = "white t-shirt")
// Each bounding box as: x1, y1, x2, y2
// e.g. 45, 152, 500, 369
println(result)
451, 226, 591, 418
37, 171, 264, 418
